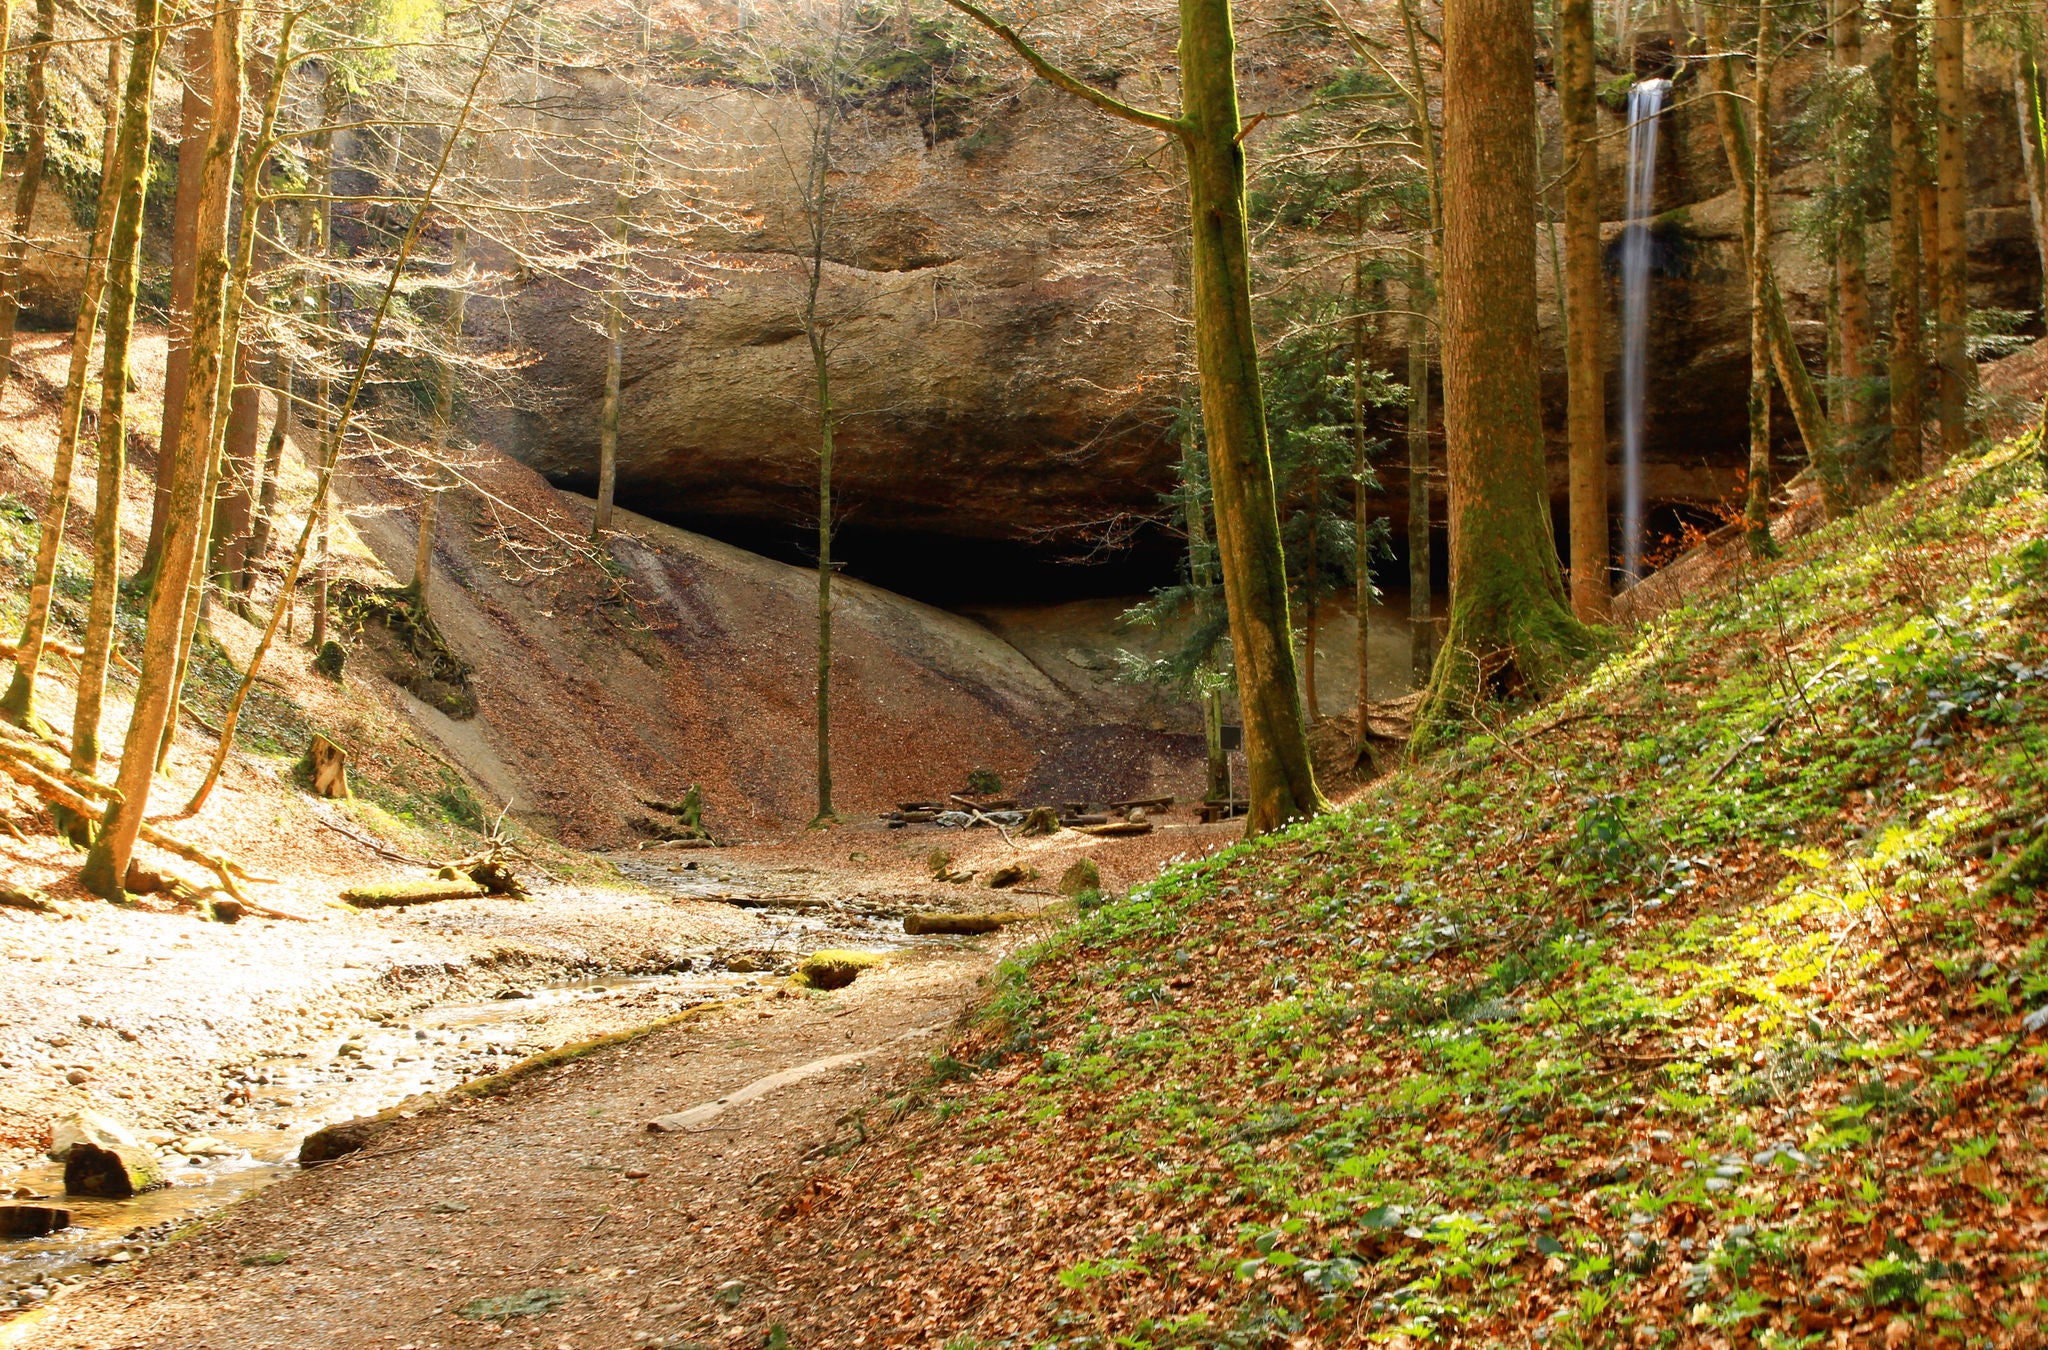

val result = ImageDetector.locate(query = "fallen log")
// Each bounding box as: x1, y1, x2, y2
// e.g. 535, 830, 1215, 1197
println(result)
340, 878, 488, 908
1108, 795, 1175, 813
903, 912, 1026, 935
1076, 821, 1154, 838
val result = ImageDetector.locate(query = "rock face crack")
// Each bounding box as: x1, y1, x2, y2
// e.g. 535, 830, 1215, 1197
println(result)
644, 1022, 944, 1134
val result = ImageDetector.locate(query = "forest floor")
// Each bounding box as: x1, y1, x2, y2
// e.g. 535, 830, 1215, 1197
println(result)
37, 427, 2042, 1350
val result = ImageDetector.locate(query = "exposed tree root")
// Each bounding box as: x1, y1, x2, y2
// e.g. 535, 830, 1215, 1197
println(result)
0, 741, 286, 909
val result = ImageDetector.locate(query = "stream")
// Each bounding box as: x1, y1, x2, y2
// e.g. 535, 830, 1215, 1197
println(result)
0, 855, 936, 1313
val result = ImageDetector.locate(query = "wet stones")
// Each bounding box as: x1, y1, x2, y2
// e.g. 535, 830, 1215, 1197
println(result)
52, 1113, 167, 1199
299, 1115, 392, 1165
0, 1206, 70, 1238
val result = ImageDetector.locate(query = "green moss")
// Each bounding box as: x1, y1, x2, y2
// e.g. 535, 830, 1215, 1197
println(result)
339, 879, 487, 908
794, 949, 883, 990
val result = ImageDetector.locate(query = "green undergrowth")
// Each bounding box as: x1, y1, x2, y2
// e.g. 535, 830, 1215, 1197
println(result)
780, 439, 2048, 1348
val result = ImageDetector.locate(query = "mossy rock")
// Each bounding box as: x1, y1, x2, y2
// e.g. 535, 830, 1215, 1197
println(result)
793, 949, 882, 990
1057, 858, 1101, 897
312, 641, 346, 682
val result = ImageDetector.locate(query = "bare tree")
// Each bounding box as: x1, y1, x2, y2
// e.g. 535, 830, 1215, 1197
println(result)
945, 0, 1326, 832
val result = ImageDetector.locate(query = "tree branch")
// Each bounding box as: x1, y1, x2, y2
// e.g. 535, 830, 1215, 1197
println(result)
940, 0, 1186, 137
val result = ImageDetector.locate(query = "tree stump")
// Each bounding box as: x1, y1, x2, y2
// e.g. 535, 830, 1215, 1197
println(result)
1020, 806, 1061, 836
309, 734, 350, 799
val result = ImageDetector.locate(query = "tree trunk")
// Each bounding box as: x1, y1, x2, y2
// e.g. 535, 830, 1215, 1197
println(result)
1398, 0, 1438, 687
1179, 0, 1325, 828
310, 203, 333, 652
1351, 261, 1373, 759
241, 357, 290, 591
1931, 0, 1969, 465
1181, 417, 1230, 801
1302, 460, 1320, 724
1887, 1, 1926, 483
592, 151, 632, 539
1834, 0, 1876, 493
1420, 0, 1592, 731
1746, 2, 1776, 557
209, 359, 260, 587
1702, 12, 1841, 509
1558, 0, 1607, 618
0, 2, 13, 188
0, 0, 57, 383
418, 223, 468, 603
82, 0, 242, 901
137, 21, 214, 595
2013, 48, 2048, 317
944, 0, 1324, 831
812, 331, 835, 824
1406, 266, 1433, 686
69, 0, 164, 792
1, 33, 125, 728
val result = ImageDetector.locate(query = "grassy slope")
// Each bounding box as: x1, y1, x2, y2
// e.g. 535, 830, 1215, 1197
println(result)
753, 437, 2048, 1348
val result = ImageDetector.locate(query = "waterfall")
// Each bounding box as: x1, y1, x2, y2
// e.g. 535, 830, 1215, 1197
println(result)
1619, 77, 1670, 584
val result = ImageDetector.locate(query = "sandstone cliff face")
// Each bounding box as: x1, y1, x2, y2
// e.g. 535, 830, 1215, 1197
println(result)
476, 20, 2041, 565
477, 79, 1187, 571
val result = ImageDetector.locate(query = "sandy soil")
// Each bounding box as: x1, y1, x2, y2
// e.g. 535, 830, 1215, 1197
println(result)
5, 941, 1014, 1350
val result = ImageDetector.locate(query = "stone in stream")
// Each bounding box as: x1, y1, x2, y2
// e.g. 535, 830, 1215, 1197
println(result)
0, 1205, 71, 1238
52, 1111, 167, 1198
299, 1115, 396, 1165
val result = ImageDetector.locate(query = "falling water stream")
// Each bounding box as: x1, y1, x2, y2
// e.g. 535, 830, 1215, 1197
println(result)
1619, 78, 1670, 583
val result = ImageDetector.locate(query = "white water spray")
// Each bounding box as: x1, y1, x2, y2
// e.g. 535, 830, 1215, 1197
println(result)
1619, 77, 1669, 584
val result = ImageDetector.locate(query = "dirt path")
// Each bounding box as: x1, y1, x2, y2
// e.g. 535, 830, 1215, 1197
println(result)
6, 942, 1000, 1350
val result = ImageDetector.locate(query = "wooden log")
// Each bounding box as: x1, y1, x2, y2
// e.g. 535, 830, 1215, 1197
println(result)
903, 912, 1025, 935
340, 878, 488, 908
309, 733, 349, 799
1108, 795, 1175, 812
1059, 813, 1110, 827
948, 794, 1017, 812
1076, 821, 1154, 837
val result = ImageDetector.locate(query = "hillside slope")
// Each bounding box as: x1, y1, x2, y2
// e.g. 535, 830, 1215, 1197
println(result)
704, 436, 2048, 1346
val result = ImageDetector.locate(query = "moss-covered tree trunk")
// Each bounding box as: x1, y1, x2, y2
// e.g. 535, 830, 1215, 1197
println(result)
1932, 0, 1970, 465
1746, 2, 1776, 557
1179, 0, 1325, 828
1419, 0, 1593, 732
946, 0, 1324, 832
1557, 0, 1607, 620
2, 33, 125, 728
69, 0, 164, 791
0, 0, 57, 383
1887, 1, 1926, 483
83, 0, 242, 900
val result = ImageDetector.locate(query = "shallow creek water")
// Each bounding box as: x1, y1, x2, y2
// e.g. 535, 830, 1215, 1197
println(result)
0, 859, 926, 1311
